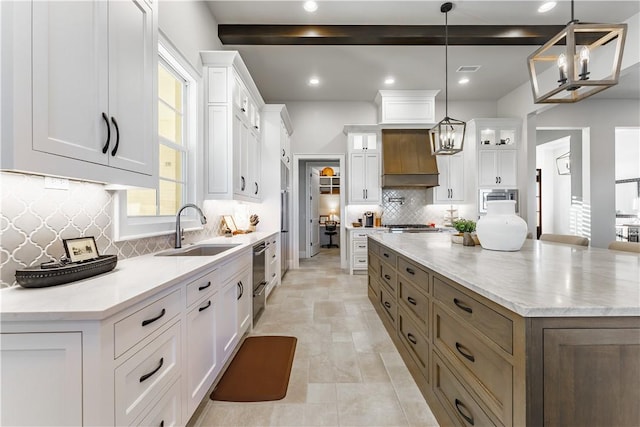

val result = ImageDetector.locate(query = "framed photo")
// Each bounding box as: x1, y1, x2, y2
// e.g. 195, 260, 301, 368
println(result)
63, 236, 99, 263
319, 215, 329, 224
223, 215, 238, 232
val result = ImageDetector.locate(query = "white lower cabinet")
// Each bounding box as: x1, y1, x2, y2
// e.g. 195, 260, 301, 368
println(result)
0, 332, 82, 426
0, 239, 274, 426
186, 284, 218, 415
265, 235, 280, 297
349, 228, 385, 274
115, 321, 182, 426
134, 378, 182, 427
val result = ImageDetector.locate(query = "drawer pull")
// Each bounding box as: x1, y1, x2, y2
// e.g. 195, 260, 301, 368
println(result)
406, 267, 416, 275
141, 308, 166, 327
199, 300, 212, 312
455, 342, 476, 363
407, 333, 418, 345
453, 298, 473, 314
384, 301, 391, 309
407, 296, 417, 305
454, 398, 475, 426
160, 421, 164, 427
384, 274, 391, 280
139, 357, 164, 383
198, 281, 211, 291
383, 253, 390, 258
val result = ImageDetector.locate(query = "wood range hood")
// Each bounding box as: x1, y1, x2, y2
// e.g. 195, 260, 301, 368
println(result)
381, 129, 439, 188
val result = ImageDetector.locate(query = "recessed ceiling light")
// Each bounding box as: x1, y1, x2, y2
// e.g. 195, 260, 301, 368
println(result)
538, 1, 557, 13
308, 77, 320, 86
458, 77, 470, 85
384, 77, 395, 85
303, 1, 318, 13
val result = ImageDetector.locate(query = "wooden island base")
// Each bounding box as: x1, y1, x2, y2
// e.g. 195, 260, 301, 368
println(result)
367, 237, 640, 427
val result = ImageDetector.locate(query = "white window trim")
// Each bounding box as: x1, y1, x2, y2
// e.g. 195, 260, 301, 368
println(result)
112, 35, 201, 242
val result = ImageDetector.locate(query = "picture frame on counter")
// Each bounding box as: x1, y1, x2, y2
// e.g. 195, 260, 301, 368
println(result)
319, 215, 329, 224
223, 215, 238, 232
63, 236, 100, 263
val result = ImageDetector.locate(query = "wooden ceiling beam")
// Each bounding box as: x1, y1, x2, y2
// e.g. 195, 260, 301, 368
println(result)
218, 24, 569, 46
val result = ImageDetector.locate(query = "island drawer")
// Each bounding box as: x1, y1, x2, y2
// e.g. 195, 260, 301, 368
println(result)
398, 307, 429, 382
114, 289, 182, 358
398, 257, 430, 294
115, 321, 181, 426
432, 352, 499, 427
398, 276, 429, 332
379, 247, 397, 266
368, 238, 381, 256
368, 250, 381, 276
433, 276, 513, 354
434, 305, 512, 426
379, 286, 397, 326
380, 262, 397, 295
186, 268, 218, 308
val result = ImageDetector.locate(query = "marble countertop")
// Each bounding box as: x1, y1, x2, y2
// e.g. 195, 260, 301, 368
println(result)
370, 233, 640, 317
0, 231, 278, 322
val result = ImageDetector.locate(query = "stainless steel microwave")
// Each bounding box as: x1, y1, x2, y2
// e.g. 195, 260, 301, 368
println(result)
479, 189, 518, 214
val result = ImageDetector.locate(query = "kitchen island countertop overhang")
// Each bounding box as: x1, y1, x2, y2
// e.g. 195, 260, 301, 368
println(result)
369, 233, 640, 317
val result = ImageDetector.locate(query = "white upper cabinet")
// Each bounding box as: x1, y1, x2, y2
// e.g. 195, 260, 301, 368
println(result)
201, 51, 265, 202
349, 153, 380, 204
2, 0, 157, 187
374, 90, 439, 124
349, 133, 379, 152
433, 153, 465, 203
468, 118, 521, 189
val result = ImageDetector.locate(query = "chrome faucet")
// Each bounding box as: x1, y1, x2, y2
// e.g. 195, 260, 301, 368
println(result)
175, 204, 207, 249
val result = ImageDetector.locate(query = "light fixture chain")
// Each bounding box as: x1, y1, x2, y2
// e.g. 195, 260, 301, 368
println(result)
444, 7, 448, 117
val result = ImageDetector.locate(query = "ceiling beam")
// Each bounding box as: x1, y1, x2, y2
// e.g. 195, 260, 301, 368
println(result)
218, 25, 568, 46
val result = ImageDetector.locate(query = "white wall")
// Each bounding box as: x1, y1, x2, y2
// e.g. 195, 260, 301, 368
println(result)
158, 0, 222, 72
537, 139, 572, 235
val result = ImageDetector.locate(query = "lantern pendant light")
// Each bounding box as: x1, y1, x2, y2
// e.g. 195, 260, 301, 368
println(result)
527, 0, 627, 104
430, 2, 465, 156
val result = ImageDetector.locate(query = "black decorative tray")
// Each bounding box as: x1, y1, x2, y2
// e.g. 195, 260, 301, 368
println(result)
15, 255, 118, 288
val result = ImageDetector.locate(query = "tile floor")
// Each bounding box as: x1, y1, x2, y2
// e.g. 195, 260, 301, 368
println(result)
191, 248, 439, 427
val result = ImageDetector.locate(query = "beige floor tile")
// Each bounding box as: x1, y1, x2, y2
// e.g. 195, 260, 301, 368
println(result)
336, 383, 408, 426
191, 248, 438, 427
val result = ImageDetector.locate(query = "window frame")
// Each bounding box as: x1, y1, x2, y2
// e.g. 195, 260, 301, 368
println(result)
112, 35, 201, 242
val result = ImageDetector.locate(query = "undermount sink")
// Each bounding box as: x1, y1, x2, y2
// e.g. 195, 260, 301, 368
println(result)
155, 244, 241, 257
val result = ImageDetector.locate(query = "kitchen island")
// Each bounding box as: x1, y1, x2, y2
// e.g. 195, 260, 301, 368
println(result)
367, 233, 639, 427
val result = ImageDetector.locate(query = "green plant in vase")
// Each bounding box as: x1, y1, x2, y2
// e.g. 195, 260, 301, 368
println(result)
451, 219, 477, 245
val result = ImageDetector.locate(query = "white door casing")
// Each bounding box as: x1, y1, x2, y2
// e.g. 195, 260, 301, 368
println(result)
308, 168, 320, 257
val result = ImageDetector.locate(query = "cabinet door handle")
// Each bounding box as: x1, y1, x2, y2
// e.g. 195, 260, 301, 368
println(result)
384, 274, 391, 280
241, 176, 246, 191
499, 176, 502, 184
407, 333, 418, 345
282, 149, 285, 156
406, 267, 415, 275
454, 399, 475, 426
383, 301, 391, 309
286, 156, 290, 164
455, 342, 476, 362
101, 112, 110, 154
237, 281, 243, 300
141, 308, 166, 327
198, 281, 211, 291
362, 189, 365, 199
495, 177, 498, 184
383, 253, 389, 258
407, 296, 417, 306
139, 357, 164, 383
453, 298, 473, 314
199, 300, 212, 312
254, 182, 259, 195
160, 421, 164, 427
110, 116, 120, 156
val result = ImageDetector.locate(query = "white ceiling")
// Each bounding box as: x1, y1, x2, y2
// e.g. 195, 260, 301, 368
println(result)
206, 1, 640, 103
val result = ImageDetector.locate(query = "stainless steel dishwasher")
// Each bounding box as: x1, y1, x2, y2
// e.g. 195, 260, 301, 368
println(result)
252, 242, 267, 322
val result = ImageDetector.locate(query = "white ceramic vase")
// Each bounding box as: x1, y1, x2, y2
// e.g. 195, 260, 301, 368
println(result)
476, 200, 527, 251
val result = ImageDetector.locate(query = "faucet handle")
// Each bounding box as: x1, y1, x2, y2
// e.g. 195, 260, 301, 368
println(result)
181, 228, 185, 242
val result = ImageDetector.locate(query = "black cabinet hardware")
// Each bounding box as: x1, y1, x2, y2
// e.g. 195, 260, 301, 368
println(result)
139, 357, 164, 383
455, 342, 476, 362
141, 308, 166, 327
406, 267, 415, 275
407, 333, 418, 345
407, 296, 417, 305
455, 399, 475, 425
198, 281, 211, 291
110, 116, 120, 156
453, 298, 473, 314
383, 301, 391, 309
101, 112, 110, 154
199, 300, 212, 312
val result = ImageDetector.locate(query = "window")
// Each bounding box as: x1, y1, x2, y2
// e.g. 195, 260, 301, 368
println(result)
113, 38, 200, 241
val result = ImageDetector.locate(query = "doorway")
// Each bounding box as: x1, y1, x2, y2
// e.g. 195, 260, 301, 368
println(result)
292, 154, 346, 270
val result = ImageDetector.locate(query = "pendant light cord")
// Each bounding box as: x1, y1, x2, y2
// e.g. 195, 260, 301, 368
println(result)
444, 8, 449, 118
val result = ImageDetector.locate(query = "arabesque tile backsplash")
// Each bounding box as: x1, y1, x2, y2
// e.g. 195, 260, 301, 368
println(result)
0, 172, 228, 288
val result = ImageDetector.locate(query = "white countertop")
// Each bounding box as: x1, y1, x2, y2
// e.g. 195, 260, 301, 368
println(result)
0, 232, 278, 322
370, 233, 640, 317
